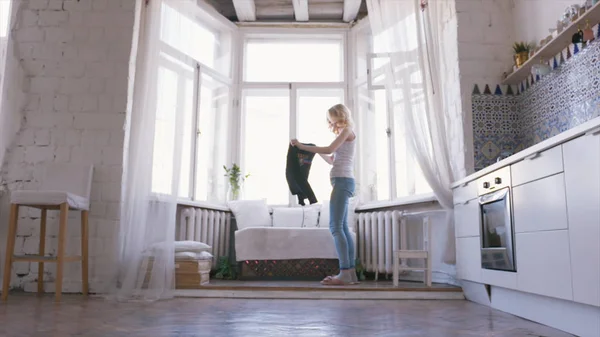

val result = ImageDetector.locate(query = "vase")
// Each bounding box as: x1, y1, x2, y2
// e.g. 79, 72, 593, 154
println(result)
227, 183, 244, 201
514, 52, 529, 67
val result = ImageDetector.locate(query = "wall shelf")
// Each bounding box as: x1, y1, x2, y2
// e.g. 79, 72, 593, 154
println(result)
502, 2, 600, 85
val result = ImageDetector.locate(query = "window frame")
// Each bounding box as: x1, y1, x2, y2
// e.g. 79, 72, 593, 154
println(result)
236, 27, 350, 206
150, 2, 237, 202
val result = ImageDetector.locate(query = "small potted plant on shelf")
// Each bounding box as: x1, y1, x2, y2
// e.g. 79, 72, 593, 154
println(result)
223, 163, 249, 201
513, 41, 532, 67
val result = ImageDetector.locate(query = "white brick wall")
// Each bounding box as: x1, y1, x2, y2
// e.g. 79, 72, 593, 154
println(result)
0, 0, 137, 293
512, 0, 574, 44
455, 0, 515, 174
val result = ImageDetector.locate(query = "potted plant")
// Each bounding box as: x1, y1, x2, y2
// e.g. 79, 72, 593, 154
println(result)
513, 42, 532, 67
223, 163, 249, 201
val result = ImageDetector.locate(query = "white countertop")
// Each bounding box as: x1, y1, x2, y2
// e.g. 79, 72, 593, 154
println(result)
451, 116, 600, 188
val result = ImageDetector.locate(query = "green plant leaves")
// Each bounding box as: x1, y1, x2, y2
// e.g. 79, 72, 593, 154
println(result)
214, 256, 237, 280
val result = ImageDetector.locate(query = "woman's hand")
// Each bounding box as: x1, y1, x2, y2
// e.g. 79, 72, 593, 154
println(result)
290, 139, 300, 147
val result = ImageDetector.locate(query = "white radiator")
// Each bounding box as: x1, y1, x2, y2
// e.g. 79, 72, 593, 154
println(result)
178, 207, 232, 268
357, 210, 408, 277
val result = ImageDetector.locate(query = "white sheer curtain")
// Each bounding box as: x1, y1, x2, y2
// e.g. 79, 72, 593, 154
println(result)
0, 0, 25, 187
366, 0, 462, 264
107, 0, 181, 301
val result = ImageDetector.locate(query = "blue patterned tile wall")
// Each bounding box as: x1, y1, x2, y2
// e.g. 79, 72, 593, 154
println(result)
472, 40, 600, 171
519, 41, 600, 148
472, 94, 520, 171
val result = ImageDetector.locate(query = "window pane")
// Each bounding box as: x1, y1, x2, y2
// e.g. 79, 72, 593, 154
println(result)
151, 56, 195, 196
178, 77, 194, 198
245, 38, 343, 82
392, 89, 431, 197
297, 88, 344, 203
195, 74, 230, 202
243, 89, 290, 205
152, 66, 178, 194
160, 2, 231, 76
356, 85, 390, 201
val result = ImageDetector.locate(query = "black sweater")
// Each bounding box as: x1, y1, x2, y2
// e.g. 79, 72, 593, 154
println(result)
286, 143, 318, 205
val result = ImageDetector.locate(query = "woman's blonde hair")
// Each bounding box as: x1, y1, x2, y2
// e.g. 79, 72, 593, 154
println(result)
327, 103, 354, 134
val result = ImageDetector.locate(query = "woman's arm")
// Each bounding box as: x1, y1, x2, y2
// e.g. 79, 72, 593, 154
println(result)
291, 128, 352, 154
319, 153, 334, 165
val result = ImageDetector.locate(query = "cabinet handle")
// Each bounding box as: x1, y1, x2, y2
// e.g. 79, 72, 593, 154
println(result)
525, 152, 541, 160
586, 127, 600, 136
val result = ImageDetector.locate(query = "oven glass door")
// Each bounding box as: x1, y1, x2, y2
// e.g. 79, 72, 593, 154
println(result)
479, 188, 516, 272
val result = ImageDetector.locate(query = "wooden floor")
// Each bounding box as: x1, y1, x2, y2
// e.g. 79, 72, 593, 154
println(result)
0, 294, 574, 337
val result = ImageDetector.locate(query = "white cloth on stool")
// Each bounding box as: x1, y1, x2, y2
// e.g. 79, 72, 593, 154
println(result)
11, 190, 90, 210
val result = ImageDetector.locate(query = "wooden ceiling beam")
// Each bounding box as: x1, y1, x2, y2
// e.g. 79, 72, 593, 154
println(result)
342, 0, 362, 22
292, 0, 309, 21
232, 0, 257, 21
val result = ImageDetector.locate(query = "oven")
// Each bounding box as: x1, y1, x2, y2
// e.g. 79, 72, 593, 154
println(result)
477, 167, 516, 272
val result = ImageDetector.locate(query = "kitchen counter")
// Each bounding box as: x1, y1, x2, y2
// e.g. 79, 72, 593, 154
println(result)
452, 116, 600, 337
451, 116, 600, 188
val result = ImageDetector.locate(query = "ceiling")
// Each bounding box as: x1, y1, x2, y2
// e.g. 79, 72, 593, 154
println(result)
204, 0, 368, 23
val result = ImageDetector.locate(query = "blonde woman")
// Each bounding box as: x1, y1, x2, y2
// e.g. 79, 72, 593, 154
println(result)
290, 103, 357, 285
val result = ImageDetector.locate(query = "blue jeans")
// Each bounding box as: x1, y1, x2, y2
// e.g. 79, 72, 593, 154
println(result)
329, 177, 355, 270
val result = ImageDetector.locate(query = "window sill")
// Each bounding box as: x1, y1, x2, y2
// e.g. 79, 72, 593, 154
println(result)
177, 199, 230, 212
355, 193, 437, 212
175, 193, 438, 213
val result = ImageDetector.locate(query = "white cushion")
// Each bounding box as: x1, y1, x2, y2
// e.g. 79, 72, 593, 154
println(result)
146, 241, 211, 255
11, 190, 90, 210
174, 240, 211, 253
272, 206, 319, 228
175, 251, 213, 261
227, 199, 272, 229
318, 197, 358, 229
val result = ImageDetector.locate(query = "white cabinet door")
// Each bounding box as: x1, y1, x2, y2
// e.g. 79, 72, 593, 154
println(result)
456, 237, 482, 283
563, 132, 600, 307
516, 230, 573, 301
453, 180, 478, 205
454, 199, 480, 238
513, 173, 568, 233
511, 145, 563, 186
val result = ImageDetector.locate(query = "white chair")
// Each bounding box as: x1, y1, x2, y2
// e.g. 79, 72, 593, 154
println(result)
2, 164, 93, 301
393, 214, 433, 287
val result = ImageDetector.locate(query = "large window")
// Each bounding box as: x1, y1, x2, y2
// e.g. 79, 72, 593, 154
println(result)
148, 5, 433, 206
240, 33, 346, 205
151, 2, 233, 202
352, 23, 431, 203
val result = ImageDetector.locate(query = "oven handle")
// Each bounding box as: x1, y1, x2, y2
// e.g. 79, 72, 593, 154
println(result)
479, 187, 510, 205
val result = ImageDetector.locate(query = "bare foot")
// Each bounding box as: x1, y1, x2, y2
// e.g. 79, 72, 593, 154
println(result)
320, 277, 348, 286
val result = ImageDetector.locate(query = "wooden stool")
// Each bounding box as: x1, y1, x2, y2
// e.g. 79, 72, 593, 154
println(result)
1, 164, 93, 302
393, 215, 432, 287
